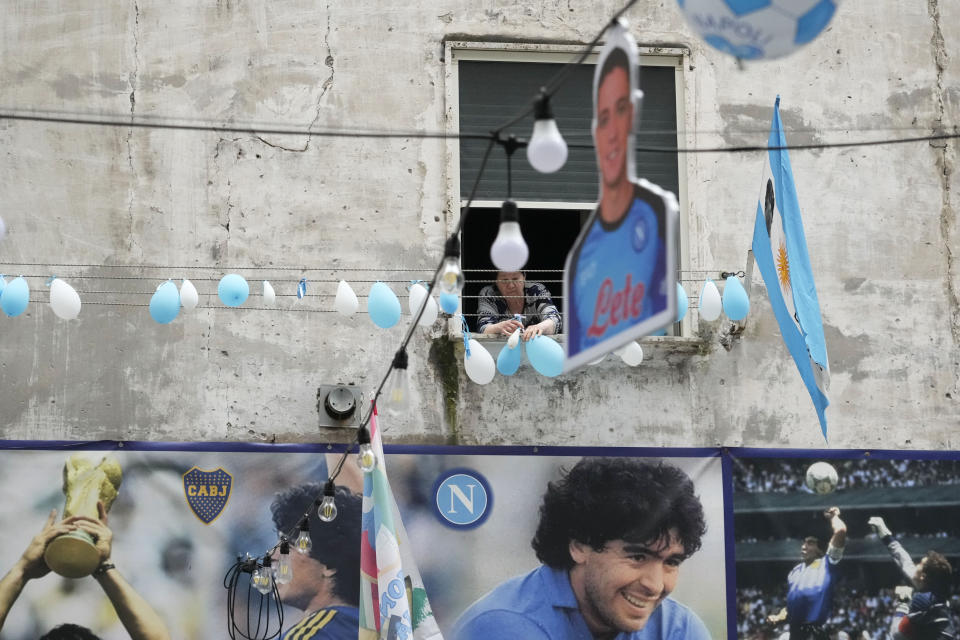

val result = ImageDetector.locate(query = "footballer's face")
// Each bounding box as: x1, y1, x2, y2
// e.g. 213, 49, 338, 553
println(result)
272, 547, 325, 609
800, 540, 819, 563
914, 557, 928, 591
594, 66, 633, 191
568, 531, 686, 636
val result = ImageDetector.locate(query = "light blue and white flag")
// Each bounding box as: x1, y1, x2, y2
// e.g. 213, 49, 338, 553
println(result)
752, 96, 831, 439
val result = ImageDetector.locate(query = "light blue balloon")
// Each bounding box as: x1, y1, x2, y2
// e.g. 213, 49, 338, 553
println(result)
496, 341, 523, 376
525, 335, 564, 378
439, 292, 459, 315
722, 275, 750, 321
368, 282, 401, 328
218, 274, 249, 307
0, 276, 6, 296
1, 276, 29, 317
149, 281, 180, 324
677, 282, 689, 322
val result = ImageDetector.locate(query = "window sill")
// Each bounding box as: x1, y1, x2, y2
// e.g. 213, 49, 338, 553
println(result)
446, 325, 706, 357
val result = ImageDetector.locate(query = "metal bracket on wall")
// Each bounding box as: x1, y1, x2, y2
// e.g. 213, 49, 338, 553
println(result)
316, 384, 364, 429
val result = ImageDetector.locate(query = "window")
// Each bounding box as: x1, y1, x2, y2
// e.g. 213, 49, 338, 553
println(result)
446, 44, 689, 335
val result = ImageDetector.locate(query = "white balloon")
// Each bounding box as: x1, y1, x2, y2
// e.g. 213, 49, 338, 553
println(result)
587, 355, 605, 365
262, 280, 276, 306
180, 279, 199, 310
507, 328, 521, 349
619, 341, 644, 366
334, 280, 359, 316
699, 280, 722, 321
0, 215, 5, 241
408, 283, 439, 327
464, 338, 496, 385
49, 278, 81, 320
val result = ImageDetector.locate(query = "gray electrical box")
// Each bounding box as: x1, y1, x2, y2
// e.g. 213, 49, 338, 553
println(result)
316, 384, 364, 429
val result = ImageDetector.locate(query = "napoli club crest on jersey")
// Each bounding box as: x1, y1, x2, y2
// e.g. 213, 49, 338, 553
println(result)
632, 216, 650, 252
183, 467, 233, 524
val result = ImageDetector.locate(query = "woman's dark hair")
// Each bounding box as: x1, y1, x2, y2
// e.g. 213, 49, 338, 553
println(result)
532, 458, 706, 569
271, 483, 363, 605
39, 624, 101, 640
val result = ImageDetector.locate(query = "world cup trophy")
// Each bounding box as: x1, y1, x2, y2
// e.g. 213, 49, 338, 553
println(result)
43, 453, 123, 578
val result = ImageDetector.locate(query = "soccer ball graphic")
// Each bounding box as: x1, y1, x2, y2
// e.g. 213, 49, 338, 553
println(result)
805, 461, 839, 494
676, 0, 841, 60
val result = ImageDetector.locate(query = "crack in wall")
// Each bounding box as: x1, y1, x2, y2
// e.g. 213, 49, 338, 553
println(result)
212, 137, 240, 247
254, 3, 335, 153
126, 0, 142, 257
927, 0, 959, 346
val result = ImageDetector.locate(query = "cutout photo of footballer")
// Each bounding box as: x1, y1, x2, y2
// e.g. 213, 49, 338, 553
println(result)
563, 20, 678, 371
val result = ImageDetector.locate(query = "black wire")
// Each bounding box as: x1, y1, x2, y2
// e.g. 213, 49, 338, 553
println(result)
223, 557, 283, 640
0, 110, 493, 142
543, 2, 641, 97
1, 111, 956, 155
493, 0, 642, 134
358, 133, 498, 431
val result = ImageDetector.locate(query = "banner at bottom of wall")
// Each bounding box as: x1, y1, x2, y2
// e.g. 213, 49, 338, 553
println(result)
0, 442, 957, 640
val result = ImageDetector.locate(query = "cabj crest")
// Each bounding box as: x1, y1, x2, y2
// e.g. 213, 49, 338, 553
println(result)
183, 466, 233, 524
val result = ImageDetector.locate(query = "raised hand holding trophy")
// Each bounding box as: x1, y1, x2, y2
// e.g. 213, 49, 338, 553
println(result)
43, 453, 123, 578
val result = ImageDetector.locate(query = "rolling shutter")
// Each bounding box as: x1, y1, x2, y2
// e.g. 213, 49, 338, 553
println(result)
458, 60, 679, 203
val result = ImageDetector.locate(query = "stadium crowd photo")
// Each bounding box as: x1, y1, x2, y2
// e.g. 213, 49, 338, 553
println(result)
734, 456, 960, 640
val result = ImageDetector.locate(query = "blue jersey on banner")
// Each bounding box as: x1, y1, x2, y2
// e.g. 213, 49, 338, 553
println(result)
567, 183, 668, 354
452, 565, 710, 640
281, 606, 359, 640
786, 556, 838, 625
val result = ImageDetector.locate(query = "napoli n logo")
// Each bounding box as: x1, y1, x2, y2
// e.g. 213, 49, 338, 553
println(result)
433, 468, 492, 529
183, 466, 233, 524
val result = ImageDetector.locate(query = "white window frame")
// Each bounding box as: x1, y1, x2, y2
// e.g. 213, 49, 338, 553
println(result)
444, 41, 698, 342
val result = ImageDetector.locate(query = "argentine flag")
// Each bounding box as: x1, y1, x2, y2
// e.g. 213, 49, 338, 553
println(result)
752, 96, 831, 439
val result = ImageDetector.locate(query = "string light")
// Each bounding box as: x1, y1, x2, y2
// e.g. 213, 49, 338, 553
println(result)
274, 539, 293, 585
317, 480, 339, 522
526, 92, 568, 174
294, 518, 313, 554
490, 137, 529, 271
251, 555, 274, 595
355, 427, 377, 472
490, 199, 528, 272
438, 235, 465, 295
384, 348, 410, 415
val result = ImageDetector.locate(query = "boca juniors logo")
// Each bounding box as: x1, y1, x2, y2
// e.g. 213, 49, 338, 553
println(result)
183, 467, 233, 524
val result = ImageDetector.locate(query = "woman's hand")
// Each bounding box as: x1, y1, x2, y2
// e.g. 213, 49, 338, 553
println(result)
495, 318, 522, 335
523, 320, 555, 341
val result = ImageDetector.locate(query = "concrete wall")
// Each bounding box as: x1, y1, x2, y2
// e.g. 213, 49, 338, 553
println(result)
0, 0, 956, 449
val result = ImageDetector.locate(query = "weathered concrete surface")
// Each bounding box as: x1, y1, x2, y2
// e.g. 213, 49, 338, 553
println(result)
0, 1, 957, 449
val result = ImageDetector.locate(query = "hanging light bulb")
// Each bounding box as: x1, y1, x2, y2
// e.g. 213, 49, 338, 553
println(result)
294, 518, 313, 554
526, 92, 568, 174
356, 426, 377, 472
252, 556, 274, 595
274, 539, 293, 585
438, 235, 464, 294
317, 480, 338, 523
490, 200, 529, 271
384, 348, 410, 415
